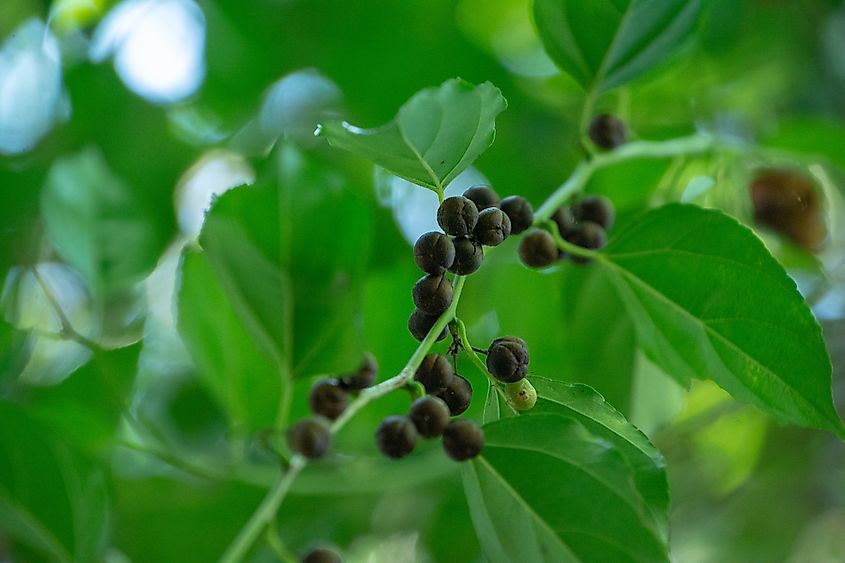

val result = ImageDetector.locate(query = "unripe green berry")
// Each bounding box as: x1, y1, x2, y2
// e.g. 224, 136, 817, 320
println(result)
474, 208, 511, 246
500, 196, 534, 234
435, 374, 472, 416
308, 378, 348, 420
486, 336, 529, 383
518, 230, 558, 268
375, 415, 417, 458
504, 379, 537, 411
588, 113, 626, 150
302, 547, 341, 563
339, 353, 378, 391
571, 195, 615, 230
437, 196, 479, 236
551, 205, 576, 237
448, 236, 483, 275
413, 231, 455, 274
442, 419, 484, 461
408, 396, 451, 438
412, 274, 453, 316
407, 308, 448, 342
463, 185, 500, 211
287, 418, 331, 459
414, 354, 454, 393
564, 221, 607, 264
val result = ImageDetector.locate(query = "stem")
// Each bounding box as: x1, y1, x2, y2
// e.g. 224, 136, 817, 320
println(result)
545, 221, 600, 260
454, 319, 501, 389
31, 267, 102, 351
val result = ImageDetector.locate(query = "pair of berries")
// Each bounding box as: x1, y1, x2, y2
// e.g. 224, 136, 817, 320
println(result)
519, 195, 615, 268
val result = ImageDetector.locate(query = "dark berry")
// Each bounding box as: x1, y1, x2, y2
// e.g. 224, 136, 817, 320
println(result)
448, 236, 483, 275
434, 374, 472, 416
473, 208, 512, 247
463, 186, 500, 211
518, 230, 558, 268
302, 547, 341, 563
486, 336, 529, 383
407, 308, 448, 342
339, 353, 378, 390
413, 231, 455, 274
442, 419, 484, 461
412, 274, 453, 316
572, 195, 615, 230
564, 221, 607, 264
414, 354, 454, 393
588, 113, 626, 150
408, 396, 451, 438
308, 378, 348, 420
500, 196, 534, 234
750, 169, 825, 250
287, 418, 331, 459
551, 205, 576, 237
437, 196, 479, 236
375, 415, 417, 458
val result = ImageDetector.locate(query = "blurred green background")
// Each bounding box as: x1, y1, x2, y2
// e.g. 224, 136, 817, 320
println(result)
2, 0, 845, 561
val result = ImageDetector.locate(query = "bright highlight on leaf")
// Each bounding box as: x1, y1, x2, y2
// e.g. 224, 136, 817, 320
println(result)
319, 78, 506, 195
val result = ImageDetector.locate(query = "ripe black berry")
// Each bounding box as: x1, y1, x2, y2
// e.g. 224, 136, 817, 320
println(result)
588, 113, 626, 150
287, 418, 331, 459
463, 186, 500, 211
448, 236, 483, 275
412, 274, 453, 316
473, 208, 512, 246
408, 396, 451, 438
750, 169, 825, 250
375, 415, 417, 458
434, 374, 472, 416
564, 221, 607, 264
551, 205, 576, 237
518, 230, 558, 268
308, 378, 348, 420
413, 231, 455, 274
302, 547, 341, 563
414, 354, 454, 393
572, 195, 615, 230
487, 336, 529, 383
407, 308, 448, 342
437, 196, 479, 236
339, 353, 378, 391
500, 196, 534, 234
442, 419, 484, 461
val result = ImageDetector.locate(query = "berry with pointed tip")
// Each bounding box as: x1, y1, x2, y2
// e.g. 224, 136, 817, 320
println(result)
407, 308, 448, 342
551, 205, 577, 237
408, 396, 451, 438
588, 113, 626, 150
500, 196, 534, 234
463, 186, 500, 211
504, 379, 537, 411
414, 354, 454, 393
302, 547, 341, 563
434, 374, 472, 416
437, 196, 479, 236
339, 353, 378, 391
474, 208, 512, 246
442, 419, 484, 461
564, 221, 607, 264
412, 274, 453, 316
572, 195, 615, 230
487, 336, 529, 383
308, 378, 348, 420
287, 418, 331, 459
413, 231, 455, 274
518, 230, 558, 268
375, 415, 417, 458
448, 236, 483, 275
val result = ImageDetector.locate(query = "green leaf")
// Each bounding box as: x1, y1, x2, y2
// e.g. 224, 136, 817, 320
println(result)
0, 401, 108, 563
464, 413, 668, 562
533, 0, 702, 92
599, 203, 845, 438
319, 79, 506, 193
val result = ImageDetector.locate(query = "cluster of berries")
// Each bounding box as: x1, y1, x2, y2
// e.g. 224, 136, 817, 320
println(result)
519, 195, 615, 269
409, 185, 534, 341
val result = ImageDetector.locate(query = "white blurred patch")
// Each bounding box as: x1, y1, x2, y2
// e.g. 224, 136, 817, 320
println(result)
375, 166, 490, 245
91, 0, 206, 104
0, 19, 63, 155
175, 150, 255, 239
